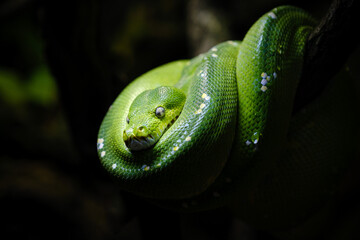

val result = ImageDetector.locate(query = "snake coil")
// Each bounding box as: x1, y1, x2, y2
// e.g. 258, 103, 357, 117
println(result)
98, 6, 356, 231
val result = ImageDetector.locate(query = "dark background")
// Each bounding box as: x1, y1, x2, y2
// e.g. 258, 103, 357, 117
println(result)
0, 0, 359, 239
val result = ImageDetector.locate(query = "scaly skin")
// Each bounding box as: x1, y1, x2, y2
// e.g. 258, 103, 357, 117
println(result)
97, 6, 356, 232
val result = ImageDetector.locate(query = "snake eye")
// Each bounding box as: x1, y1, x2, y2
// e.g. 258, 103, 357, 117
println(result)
155, 107, 165, 118
126, 116, 130, 124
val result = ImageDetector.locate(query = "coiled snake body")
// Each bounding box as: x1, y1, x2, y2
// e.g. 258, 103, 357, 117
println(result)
98, 6, 356, 232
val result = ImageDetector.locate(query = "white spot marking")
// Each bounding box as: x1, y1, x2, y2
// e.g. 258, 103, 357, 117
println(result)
211, 53, 218, 58
185, 136, 191, 142
200, 103, 206, 109
101, 151, 106, 157
142, 165, 150, 171
273, 72, 277, 78
97, 138, 104, 144
198, 70, 203, 77
211, 47, 218, 51
261, 72, 267, 78
202, 93, 210, 101
227, 40, 238, 46
195, 109, 202, 114
261, 85, 268, 92
261, 79, 268, 85
112, 163, 117, 169
173, 146, 179, 151
245, 140, 252, 146
268, 12, 277, 19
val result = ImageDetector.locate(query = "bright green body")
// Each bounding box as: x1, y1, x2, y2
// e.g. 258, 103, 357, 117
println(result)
98, 6, 356, 232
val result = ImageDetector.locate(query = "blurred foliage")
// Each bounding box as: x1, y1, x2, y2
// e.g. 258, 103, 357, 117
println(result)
0, 2, 125, 239
0, 4, 74, 163
0, 7, 57, 107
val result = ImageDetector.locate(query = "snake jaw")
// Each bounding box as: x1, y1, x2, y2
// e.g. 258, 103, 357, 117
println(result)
123, 131, 156, 151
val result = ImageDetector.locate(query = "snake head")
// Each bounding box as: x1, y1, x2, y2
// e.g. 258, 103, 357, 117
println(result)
123, 86, 186, 151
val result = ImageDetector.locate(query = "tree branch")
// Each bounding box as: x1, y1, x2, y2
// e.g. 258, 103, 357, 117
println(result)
294, 0, 360, 112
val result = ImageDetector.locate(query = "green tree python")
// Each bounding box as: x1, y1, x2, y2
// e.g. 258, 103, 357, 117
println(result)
97, 5, 356, 235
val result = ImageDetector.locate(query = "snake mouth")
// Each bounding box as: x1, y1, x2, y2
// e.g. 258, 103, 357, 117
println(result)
124, 134, 156, 151
124, 115, 180, 151
123, 115, 179, 151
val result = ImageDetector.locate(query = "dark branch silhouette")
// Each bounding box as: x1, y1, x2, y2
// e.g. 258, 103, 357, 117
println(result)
294, 0, 360, 112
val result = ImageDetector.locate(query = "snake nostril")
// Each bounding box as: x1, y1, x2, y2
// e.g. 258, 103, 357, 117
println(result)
136, 126, 148, 137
